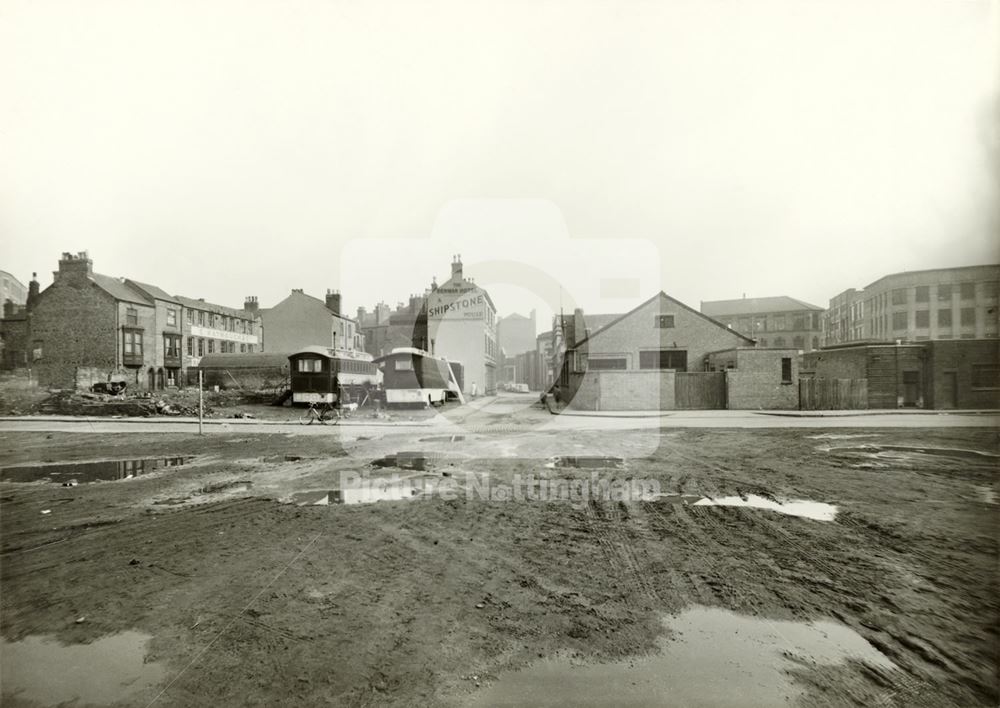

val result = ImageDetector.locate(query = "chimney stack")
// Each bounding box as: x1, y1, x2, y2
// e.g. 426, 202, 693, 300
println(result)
451, 254, 463, 280
27, 272, 40, 310
57, 251, 93, 283
326, 289, 342, 316
571, 307, 586, 348
243, 296, 259, 312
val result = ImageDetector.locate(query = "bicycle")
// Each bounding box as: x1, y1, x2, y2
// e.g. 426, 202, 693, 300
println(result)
299, 402, 340, 425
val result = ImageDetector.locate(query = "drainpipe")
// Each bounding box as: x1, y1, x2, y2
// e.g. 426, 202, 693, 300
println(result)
894, 341, 901, 408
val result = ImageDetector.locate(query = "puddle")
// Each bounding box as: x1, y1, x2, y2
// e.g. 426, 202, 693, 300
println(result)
645, 493, 706, 505
0, 630, 167, 706
471, 606, 894, 707
291, 479, 426, 506
975, 486, 996, 504
1, 457, 193, 484
693, 494, 837, 521
548, 456, 625, 469
419, 435, 466, 442
806, 433, 881, 440
826, 444, 998, 463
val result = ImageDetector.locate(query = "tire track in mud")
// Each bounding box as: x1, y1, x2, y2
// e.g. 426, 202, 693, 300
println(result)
665, 447, 952, 703
577, 499, 662, 606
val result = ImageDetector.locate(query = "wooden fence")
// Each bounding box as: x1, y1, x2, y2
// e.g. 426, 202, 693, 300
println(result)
799, 378, 867, 410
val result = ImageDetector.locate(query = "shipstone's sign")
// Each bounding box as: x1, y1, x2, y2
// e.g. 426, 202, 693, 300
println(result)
428, 293, 486, 320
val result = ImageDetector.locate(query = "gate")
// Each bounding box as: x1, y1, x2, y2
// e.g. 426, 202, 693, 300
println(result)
674, 372, 726, 409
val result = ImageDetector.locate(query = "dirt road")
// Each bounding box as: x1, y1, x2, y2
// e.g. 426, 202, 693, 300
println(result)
1, 413, 997, 706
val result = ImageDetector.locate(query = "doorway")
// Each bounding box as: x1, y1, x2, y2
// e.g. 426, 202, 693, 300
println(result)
902, 370, 920, 407
941, 371, 958, 409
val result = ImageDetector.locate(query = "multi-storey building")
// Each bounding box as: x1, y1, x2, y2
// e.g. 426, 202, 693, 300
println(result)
24, 251, 260, 389
821, 288, 865, 347
257, 289, 363, 354
1, 270, 27, 308
426, 256, 498, 395
497, 310, 537, 359
0, 273, 38, 370
836, 265, 1000, 344
700, 296, 824, 351
357, 295, 428, 358
175, 295, 260, 368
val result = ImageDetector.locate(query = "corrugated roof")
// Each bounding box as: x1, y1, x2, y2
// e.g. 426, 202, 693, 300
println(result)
700, 296, 824, 316
90, 273, 152, 305
197, 353, 290, 369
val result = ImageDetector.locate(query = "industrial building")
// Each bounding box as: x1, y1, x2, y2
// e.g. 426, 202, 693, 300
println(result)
822, 264, 999, 346
802, 339, 999, 409
557, 292, 754, 410
701, 295, 824, 351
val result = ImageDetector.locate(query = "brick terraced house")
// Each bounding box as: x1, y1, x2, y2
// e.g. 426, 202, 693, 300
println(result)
26, 252, 260, 390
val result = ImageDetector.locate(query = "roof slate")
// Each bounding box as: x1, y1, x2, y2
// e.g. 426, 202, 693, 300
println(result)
700, 296, 824, 316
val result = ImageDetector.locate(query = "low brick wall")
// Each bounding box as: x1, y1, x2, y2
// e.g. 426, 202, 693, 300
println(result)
726, 372, 798, 409
568, 370, 675, 411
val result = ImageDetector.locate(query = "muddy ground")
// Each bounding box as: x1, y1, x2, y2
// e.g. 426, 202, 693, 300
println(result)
0, 423, 997, 707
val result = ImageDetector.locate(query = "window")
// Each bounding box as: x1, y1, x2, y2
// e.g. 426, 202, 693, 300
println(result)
187, 338, 194, 356
892, 312, 908, 330
166, 309, 177, 327
197, 311, 205, 326
915, 310, 929, 328
774, 337, 785, 347
126, 307, 138, 325
588, 357, 627, 370
938, 309, 952, 327
656, 315, 675, 328
961, 308, 976, 327
32, 340, 43, 361
915, 286, 929, 303
197, 338, 204, 357
960, 282, 975, 300
164, 335, 181, 357
639, 350, 687, 371
395, 359, 413, 371
759, 338, 768, 347
123, 330, 143, 357
971, 364, 1000, 390
792, 335, 804, 349
186, 309, 193, 324
297, 358, 322, 373
891, 289, 907, 305
771, 316, 786, 331
240, 343, 246, 353
208, 339, 215, 354
937, 284, 952, 301
792, 316, 806, 330
781, 357, 792, 383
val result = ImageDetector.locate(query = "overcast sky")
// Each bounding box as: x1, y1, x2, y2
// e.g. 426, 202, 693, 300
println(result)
1, 0, 997, 332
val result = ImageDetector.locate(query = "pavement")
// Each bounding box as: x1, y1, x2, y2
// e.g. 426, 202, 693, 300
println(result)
0, 408, 996, 435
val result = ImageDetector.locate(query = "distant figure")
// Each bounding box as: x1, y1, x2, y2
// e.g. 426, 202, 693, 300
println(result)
471, 381, 478, 397
553, 384, 562, 405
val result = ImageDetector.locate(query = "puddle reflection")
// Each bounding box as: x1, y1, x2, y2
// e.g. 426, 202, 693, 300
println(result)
0, 631, 166, 706
1, 457, 193, 484
471, 606, 894, 707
